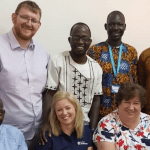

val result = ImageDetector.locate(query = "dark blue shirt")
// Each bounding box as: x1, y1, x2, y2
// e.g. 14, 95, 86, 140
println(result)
35, 125, 92, 150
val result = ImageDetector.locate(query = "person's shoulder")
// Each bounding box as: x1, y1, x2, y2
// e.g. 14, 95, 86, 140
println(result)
1, 124, 23, 136
81, 125, 92, 145
91, 41, 106, 48
139, 47, 150, 60
141, 47, 150, 54
83, 124, 91, 132
0, 33, 9, 45
35, 131, 53, 149
83, 124, 92, 135
100, 110, 117, 123
33, 39, 50, 56
140, 112, 150, 121
89, 41, 106, 51
0, 33, 7, 39
87, 55, 97, 62
87, 55, 102, 69
51, 51, 69, 61
123, 43, 137, 51
87, 55, 99, 64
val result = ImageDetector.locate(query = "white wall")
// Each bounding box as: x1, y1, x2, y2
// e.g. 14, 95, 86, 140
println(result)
0, 0, 150, 56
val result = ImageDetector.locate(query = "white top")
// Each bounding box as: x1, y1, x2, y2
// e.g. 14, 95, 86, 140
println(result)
93, 109, 150, 150
47, 51, 103, 122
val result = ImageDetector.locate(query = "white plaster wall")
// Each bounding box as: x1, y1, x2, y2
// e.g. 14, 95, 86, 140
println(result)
0, 0, 150, 57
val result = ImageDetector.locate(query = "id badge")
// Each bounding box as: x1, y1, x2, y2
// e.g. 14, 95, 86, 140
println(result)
111, 85, 120, 93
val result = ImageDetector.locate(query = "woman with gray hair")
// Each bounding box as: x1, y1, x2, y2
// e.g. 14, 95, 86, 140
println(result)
35, 91, 93, 150
93, 83, 150, 150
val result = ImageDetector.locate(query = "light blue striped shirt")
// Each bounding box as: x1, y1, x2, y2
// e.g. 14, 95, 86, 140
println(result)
0, 124, 27, 150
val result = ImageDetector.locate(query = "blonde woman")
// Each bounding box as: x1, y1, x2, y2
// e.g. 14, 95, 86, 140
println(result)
36, 91, 93, 150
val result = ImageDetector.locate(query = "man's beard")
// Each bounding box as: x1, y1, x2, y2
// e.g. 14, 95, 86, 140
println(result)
14, 25, 35, 41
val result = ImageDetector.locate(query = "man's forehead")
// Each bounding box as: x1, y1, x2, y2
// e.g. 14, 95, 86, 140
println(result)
18, 6, 40, 17
107, 12, 125, 22
71, 25, 90, 35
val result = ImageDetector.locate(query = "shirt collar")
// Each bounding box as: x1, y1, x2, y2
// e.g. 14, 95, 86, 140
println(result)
106, 40, 122, 49
7, 29, 35, 51
60, 130, 76, 137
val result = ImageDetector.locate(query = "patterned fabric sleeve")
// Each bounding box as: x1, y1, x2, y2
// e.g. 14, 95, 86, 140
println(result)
87, 46, 96, 60
46, 57, 59, 90
131, 47, 138, 83
93, 115, 115, 143
138, 54, 146, 88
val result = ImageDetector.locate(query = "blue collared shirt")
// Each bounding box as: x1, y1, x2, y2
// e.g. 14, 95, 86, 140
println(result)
0, 124, 27, 150
35, 125, 92, 150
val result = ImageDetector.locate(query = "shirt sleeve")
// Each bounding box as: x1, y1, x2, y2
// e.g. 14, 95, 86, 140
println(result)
84, 125, 93, 147
93, 63, 103, 95
87, 46, 96, 60
131, 47, 138, 83
18, 131, 28, 150
93, 117, 115, 143
138, 54, 146, 88
46, 58, 59, 90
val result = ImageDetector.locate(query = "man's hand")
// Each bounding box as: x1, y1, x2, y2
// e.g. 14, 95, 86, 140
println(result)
39, 89, 56, 145
39, 123, 51, 145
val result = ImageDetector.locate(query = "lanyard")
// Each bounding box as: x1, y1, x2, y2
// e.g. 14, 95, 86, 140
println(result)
108, 44, 122, 78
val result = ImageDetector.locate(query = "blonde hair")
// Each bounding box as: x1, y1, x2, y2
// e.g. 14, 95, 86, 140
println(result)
50, 91, 84, 139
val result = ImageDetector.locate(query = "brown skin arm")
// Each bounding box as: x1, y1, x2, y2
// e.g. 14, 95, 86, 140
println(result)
89, 95, 101, 130
39, 89, 57, 145
96, 141, 116, 150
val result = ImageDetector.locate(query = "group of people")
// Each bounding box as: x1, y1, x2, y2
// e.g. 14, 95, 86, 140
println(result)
0, 0, 150, 150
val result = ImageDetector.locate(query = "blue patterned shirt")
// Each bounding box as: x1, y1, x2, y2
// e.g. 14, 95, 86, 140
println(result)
87, 41, 138, 117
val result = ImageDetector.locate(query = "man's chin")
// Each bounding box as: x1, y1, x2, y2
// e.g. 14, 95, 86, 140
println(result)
18, 33, 34, 41
75, 51, 86, 57
112, 36, 121, 41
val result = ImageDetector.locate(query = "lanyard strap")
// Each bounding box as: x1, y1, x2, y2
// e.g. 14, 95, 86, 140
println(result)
108, 44, 123, 78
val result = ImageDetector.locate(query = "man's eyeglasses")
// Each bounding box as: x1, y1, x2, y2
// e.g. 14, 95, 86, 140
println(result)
17, 14, 40, 25
70, 36, 91, 42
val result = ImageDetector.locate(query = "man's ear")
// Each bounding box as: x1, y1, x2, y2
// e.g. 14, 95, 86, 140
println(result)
104, 23, 107, 30
124, 24, 126, 31
68, 37, 71, 43
3, 110, 5, 118
37, 22, 41, 30
12, 13, 17, 24
89, 39, 92, 46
